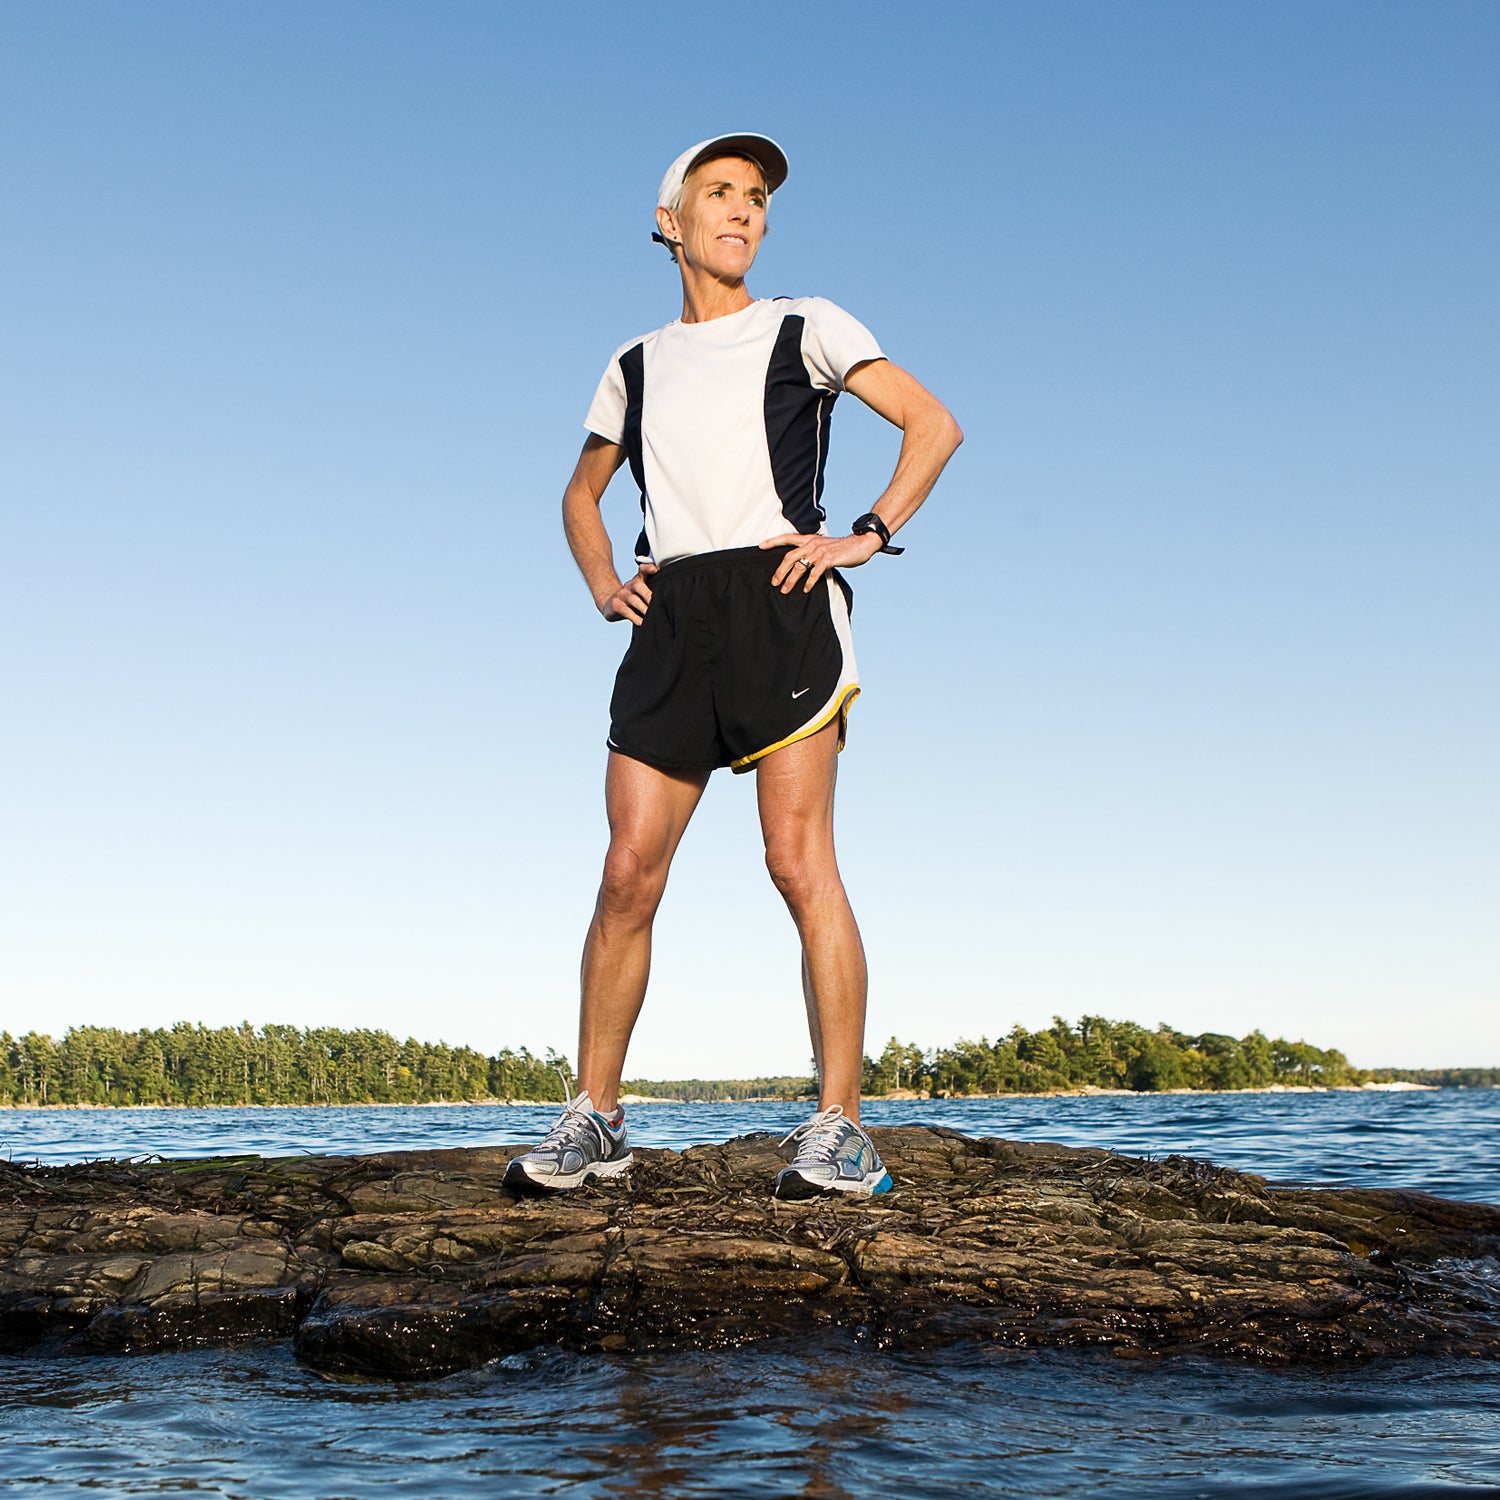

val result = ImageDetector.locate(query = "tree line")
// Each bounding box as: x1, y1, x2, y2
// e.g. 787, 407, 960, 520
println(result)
619, 1075, 815, 1103
635, 1019, 1492, 1099
0, 1024, 570, 1107
858, 1018, 1489, 1096
1, 1018, 1488, 1108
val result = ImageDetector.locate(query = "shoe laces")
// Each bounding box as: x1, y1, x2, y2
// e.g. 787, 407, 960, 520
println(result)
780, 1104, 851, 1164
540, 1090, 611, 1155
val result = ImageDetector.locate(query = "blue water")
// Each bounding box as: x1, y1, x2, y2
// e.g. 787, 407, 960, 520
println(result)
3, 1092, 1498, 1497
6, 1087, 1498, 1202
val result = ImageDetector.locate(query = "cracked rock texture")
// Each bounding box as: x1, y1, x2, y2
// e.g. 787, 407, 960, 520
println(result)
2, 1127, 1498, 1378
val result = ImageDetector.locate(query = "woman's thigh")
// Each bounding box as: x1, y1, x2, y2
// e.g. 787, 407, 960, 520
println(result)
603, 750, 710, 870
755, 719, 839, 857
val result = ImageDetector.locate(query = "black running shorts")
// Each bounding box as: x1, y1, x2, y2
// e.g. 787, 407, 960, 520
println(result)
608, 546, 859, 774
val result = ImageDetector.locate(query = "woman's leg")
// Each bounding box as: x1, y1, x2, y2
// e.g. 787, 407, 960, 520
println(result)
756, 721, 867, 1120
577, 751, 709, 1112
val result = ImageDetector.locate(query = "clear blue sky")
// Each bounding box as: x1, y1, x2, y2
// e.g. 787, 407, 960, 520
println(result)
2, 1, 1495, 1075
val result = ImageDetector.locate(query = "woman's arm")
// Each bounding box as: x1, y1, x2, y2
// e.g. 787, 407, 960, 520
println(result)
762, 358, 962, 592
561, 434, 658, 623
843, 357, 964, 538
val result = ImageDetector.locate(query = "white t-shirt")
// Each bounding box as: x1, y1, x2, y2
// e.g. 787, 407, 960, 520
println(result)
583, 296, 883, 565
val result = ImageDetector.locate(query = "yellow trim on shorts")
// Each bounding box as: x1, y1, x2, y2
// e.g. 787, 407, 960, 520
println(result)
729, 684, 860, 774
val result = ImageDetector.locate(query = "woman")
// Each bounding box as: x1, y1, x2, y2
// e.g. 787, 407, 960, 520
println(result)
505, 132, 962, 1199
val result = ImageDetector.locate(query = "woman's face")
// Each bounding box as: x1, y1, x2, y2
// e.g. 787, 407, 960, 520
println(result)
660, 155, 768, 278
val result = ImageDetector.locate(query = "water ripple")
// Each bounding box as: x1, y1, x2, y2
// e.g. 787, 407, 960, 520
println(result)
4, 1345, 1500, 1498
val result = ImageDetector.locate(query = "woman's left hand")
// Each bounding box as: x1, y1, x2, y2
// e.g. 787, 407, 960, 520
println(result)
760, 530, 883, 594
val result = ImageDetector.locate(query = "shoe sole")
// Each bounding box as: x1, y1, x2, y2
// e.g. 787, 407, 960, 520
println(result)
773, 1168, 893, 1201
503, 1153, 633, 1195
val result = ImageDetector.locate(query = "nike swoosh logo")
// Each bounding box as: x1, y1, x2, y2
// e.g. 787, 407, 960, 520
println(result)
791, 687, 811, 699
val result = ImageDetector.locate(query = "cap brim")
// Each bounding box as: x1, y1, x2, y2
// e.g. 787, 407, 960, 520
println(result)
684, 134, 788, 195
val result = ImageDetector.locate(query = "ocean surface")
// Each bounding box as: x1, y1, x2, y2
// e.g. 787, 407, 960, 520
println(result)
3, 1090, 1498, 1497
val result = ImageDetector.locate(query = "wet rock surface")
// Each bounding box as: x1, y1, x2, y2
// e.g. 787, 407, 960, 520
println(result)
3, 1128, 1498, 1377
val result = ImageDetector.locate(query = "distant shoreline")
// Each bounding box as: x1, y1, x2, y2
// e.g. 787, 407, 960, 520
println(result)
0, 1081, 1452, 1111
12, 1019, 1490, 1108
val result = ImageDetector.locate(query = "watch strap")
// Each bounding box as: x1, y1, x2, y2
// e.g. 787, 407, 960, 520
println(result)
852, 512, 904, 555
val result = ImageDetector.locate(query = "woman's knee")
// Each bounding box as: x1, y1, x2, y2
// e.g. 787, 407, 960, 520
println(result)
763, 836, 840, 908
597, 840, 668, 923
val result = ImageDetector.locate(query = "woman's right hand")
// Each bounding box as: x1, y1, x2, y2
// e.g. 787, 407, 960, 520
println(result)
599, 563, 658, 624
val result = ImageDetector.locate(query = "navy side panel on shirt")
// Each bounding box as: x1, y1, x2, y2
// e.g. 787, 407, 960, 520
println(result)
763, 314, 835, 535
619, 342, 649, 560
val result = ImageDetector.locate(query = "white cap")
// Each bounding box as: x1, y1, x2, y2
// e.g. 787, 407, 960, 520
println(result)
655, 133, 789, 211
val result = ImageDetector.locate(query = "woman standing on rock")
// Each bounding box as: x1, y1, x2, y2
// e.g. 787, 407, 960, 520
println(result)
504, 132, 962, 1199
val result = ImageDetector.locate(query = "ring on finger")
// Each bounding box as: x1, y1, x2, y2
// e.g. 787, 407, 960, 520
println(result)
798, 557, 813, 569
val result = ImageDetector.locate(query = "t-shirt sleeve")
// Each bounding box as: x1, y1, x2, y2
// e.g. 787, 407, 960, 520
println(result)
801, 297, 885, 392
582, 350, 628, 443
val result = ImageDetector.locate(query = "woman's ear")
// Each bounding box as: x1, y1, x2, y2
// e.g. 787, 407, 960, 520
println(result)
655, 204, 682, 252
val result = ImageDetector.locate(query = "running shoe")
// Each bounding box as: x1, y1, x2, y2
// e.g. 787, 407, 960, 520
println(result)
772, 1104, 893, 1200
503, 1091, 632, 1193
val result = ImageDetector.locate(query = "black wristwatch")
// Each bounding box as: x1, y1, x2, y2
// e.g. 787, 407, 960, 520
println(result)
851, 512, 904, 555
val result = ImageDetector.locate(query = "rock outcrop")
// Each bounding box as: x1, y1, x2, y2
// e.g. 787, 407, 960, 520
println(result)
3, 1128, 1497, 1377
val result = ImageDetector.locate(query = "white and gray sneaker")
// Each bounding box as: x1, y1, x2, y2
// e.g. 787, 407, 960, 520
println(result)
503, 1091, 633, 1194
773, 1104, 893, 1200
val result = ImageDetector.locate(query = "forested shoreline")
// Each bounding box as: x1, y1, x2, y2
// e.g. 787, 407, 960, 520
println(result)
856, 1022, 1498, 1096
1, 1020, 1491, 1108
0, 1025, 569, 1107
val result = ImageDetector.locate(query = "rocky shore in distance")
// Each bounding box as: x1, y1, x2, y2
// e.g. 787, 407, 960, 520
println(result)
3, 1127, 1498, 1379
